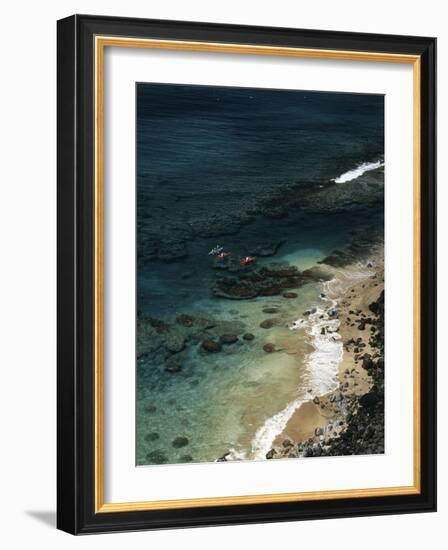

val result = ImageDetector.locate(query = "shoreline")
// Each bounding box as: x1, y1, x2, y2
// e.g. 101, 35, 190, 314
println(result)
264, 245, 384, 459
136, 231, 385, 465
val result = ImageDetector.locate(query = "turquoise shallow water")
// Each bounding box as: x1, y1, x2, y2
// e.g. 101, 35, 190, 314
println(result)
137, 246, 342, 465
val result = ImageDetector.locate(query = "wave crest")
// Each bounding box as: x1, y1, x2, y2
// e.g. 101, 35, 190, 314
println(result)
333, 160, 384, 183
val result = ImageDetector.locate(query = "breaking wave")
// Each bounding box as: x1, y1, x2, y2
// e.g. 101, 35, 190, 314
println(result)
333, 160, 384, 183
250, 284, 342, 460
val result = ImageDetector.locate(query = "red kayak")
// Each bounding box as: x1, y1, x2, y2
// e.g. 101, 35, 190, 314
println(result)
214, 251, 232, 261
239, 255, 256, 266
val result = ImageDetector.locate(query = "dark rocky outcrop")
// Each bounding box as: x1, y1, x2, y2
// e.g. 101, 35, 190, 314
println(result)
140, 316, 170, 334
301, 266, 334, 282
137, 162, 383, 268
246, 240, 285, 257
319, 229, 383, 268
213, 261, 304, 300
287, 290, 385, 458
138, 312, 246, 367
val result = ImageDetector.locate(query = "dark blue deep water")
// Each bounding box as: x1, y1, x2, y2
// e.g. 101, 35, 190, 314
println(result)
137, 84, 383, 190
137, 84, 383, 318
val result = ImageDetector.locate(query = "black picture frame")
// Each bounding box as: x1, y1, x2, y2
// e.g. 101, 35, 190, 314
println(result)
57, 14, 436, 535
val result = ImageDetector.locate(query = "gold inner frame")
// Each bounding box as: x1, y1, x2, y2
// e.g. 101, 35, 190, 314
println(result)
94, 36, 421, 513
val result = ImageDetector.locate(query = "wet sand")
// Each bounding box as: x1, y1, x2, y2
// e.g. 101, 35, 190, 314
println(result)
271, 247, 384, 453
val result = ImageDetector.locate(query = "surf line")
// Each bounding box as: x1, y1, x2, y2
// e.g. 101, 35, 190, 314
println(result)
250, 285, 343, 460
333, 160, 384, 184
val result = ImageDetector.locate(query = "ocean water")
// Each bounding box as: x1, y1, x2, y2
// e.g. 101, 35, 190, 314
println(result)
136, 83, 384, 466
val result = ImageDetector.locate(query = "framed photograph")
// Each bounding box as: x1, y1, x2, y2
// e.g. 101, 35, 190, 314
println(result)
57, 14, 436, 534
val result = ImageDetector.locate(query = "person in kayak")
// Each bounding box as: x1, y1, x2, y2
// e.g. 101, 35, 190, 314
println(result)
239, 256, 256, 266
214, 251, 232, 261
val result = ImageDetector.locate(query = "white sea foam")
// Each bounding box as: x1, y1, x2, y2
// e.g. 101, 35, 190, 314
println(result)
327, 263, 376, 296
250, 262, 379, 460
251, 285, 343, 460
333, 160, 384, 184
220, 447, 247, 461
305, 296, 342, 396
251, 397, 308, 460
289, 318, 306, 330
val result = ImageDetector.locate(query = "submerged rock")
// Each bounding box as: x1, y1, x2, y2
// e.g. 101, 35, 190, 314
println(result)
144, 432, 160, 442
165, 333, 186, 353
260, 319, 276, 329
213, 284, 258, 300
157, 240, 188, 262
180, 454, 193, 463
172, 436, 189, 448
213, 261, 303, 300
176, 314, 194, 327
219, 333, 238, 345
319, 229, 383, 268
146, 450, 168, 464
201, 339, 222, 353
262, 307, 279, 314
263, 343, 276, 353
165, 358, 182, 372
301, 266, 334, 282
283, 291, 298, 298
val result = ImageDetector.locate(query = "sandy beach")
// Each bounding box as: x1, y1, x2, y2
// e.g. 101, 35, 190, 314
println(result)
270, 245, 384, 457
